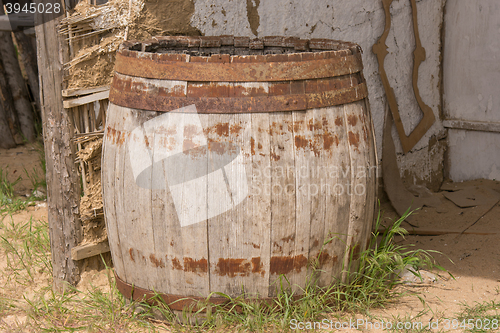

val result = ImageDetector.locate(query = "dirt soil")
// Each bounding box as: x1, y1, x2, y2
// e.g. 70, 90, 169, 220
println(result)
1, 144, 499, 332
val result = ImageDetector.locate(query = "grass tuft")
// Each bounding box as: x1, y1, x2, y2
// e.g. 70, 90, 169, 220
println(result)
457, 300, 500, 332
141, 207, 449, 332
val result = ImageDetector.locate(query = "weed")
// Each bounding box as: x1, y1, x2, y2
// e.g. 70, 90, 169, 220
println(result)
143, 208, 449, 332
0, 216, 51, 286
23, 167, 46, 199
0, 206, 450, 332
457, 300, 500, 332
0, 167, 21, 199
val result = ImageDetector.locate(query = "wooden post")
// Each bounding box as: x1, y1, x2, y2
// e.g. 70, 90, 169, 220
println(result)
35, 6, 82, 290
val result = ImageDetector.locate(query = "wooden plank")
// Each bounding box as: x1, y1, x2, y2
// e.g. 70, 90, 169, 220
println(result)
206, 108, 255, 297
307, 108, 330, 285
82, 105, 90, 133
268, 111, 298, 295
71, 241, 110, 261
150, 110, 185, 296
102, 104, 126, 282
35, 10, 82, 290
291, 109, 313, 289
173, 110, 210, 297
318, 104, 351, 285
120, 107, 159, 289
89, 102, 96, 132
62, 85, 110, 97
443, 119, 500, 133
63, 90, 109, 108
341, 101, 372, 282
206, 111, 230, 297
249, 111, 272, 297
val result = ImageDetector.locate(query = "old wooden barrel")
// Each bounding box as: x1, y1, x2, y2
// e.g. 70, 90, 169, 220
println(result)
103, 36, 377, 309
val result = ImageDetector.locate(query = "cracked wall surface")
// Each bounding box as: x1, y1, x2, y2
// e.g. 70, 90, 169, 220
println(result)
190, 0, 446, 188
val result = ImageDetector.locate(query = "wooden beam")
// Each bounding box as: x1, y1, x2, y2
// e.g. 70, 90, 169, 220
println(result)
63, 90, 109, 108
443, 119, 500, 133
35, 7, 82, 291
71, 241, 110, 261
62, 85, 109, 98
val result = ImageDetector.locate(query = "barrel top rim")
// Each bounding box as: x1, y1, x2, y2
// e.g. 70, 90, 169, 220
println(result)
118, 35, 363, 62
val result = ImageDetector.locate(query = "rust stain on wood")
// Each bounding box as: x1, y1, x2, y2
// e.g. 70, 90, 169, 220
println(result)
149, 254, 165, 268
106, 127, 128, 146
316, 251, 338, 267
347, 114, 358, 126
184, 258, 208, 274
214, 257, 265, 277
215, 258, 251, 277
335, 117, 343, 126
129, 248, 135, 262
307, 118, 322, 131
215, 123, 229, 136
270, 152, 280, 161
251, 257, 264, 276
281, 234, 295, 243
270, 255, 308, 275
171, 257, 183, 270
348, 131, 360, 149
230, 123, 243, 134
294, 135, 308, 149
250, 137, 255, 155
323, 132, 335, 150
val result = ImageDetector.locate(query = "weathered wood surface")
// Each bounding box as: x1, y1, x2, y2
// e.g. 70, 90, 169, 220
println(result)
443, 119, 500, 134
102, 37, 376, 302
36, 11, 82, 290
62, 85, 110, 98
63, 90, 109, 108
71, 240, 110, 261
103, 101, 376, 298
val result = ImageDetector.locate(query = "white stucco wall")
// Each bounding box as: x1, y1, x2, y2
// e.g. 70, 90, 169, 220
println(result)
443, 0, 500, 181
191, 0, 446, 187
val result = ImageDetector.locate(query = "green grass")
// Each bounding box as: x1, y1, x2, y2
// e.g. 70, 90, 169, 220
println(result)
0, 204, 450, 332
0, 167, 31, 216
140, 208, 449, 332
1, 216, 51, 286
456, 300, 500, 332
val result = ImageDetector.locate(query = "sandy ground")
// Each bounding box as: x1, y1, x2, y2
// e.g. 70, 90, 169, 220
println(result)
1, 144, 499, 332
